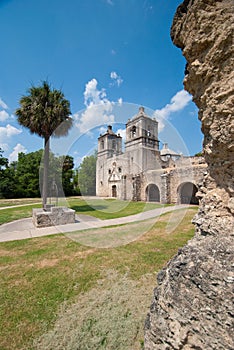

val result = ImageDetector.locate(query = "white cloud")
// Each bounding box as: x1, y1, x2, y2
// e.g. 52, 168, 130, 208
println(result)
0, 143, 9, 151
153, 90, 192, 132
76, 104, 115, 134
110, 71, 118, 80
98, 125, 125, 140
9, 143, 27, 163
0, 124, 22, 138
99, 126, 107, 135
106, 0, 114, 5
75, 79, 117, 134
116, 128, 126, 141
110, 71, 123, 87
83, 78, 107, 107
0, 98, 8, 110
0, 110, 10, 122
118, 98, 123, 105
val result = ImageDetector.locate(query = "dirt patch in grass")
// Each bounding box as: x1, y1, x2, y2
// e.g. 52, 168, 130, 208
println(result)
34, 249, 96, 268
34, 270, 154, 350
73, 248, 97, 259
36, 258, 60, 268
0, 248, 25, 257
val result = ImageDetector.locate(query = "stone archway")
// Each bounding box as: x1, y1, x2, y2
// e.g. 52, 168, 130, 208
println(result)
146, 184, 160, 202
112, 185, 117, 198
178, 182, 199, 204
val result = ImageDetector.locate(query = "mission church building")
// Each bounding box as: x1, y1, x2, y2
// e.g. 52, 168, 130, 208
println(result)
96, 107, 206, 204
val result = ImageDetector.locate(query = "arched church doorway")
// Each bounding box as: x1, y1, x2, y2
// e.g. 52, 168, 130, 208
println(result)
112, 185, 117, 198
178, 182, 199, 204
146, 184, 160, 202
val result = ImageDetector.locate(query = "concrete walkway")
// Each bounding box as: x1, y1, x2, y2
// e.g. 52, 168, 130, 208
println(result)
0, 205, 190, 243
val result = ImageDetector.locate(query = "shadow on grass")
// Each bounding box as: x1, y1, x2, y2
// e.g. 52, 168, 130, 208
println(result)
71, 204, 107, 212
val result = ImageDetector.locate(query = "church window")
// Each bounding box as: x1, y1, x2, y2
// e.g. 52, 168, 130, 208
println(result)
101, 140, 104, 149
108, 169, 111, 174
131, 125, 136, 138
118, 167, 122, 173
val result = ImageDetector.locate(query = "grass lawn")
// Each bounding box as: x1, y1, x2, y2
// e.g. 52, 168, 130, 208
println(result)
0, 198, 41, 208
68, 197, 168, 220
0, 197, 168, 225
0, 204, 42, 225
0, 207, 197, 350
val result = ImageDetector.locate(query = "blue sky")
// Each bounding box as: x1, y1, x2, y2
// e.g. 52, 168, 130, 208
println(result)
0, 0, 203, 166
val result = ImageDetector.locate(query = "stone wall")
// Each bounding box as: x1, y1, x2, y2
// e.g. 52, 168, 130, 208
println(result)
169, 163, 206, 204
144, 0, 234, 348
97, 152, 206, 204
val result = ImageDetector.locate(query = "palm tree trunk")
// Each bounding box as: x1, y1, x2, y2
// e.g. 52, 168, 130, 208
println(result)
42, 136, 50, 210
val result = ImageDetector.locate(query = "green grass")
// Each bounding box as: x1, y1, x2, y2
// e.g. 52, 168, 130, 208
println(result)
68, 197, 168, 220
0, 204, 42, 225
0, 208, 197, 350
0, 198, 41, 208
0, 197, 169, 225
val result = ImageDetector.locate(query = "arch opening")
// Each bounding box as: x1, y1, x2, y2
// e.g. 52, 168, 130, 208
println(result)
179, 182, 199, 204
146, 184, 160, 202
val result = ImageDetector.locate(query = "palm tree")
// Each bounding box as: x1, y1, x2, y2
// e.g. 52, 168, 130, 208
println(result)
15, 81, 72, 210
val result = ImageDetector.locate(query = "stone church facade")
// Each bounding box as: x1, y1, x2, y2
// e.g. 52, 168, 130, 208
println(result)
96, 107, 207, 204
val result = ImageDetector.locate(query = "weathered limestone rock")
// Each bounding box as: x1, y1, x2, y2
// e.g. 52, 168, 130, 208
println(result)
145, 0, 234, 348
33, 207, 75, 228
171, 0, 234, 237
144, 233, 234, 349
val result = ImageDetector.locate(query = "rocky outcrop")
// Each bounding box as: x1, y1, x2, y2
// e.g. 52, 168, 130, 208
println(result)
144, 233, 234, 349
144, 0, 234, 348
172, 0, 234, 237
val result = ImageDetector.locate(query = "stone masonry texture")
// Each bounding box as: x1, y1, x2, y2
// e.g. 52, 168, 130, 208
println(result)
144, 0, 234, 349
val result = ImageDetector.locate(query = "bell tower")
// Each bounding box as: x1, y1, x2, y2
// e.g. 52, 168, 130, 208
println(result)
96, 125, 123, 197
97, 125, 122, 159
125, 107, 160, 171
125, 107, 159, 150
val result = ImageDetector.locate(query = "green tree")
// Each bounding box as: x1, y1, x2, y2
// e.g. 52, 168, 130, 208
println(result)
61, 155, 75, 196
78, 152, 97, 195
41, 151, 77, 197
0, 148, 76, 199
72, 168, 80, 195
0, 148, 8, 171
15, 81, 72, 209
0, 149, 15, 198
48, 154, 76, 197
1, 166, 17, 198
15, 150, 43, 198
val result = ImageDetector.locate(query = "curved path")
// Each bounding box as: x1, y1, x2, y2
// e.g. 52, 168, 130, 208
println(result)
0, 205, 190, 243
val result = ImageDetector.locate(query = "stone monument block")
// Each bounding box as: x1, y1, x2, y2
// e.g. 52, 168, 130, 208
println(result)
33, 206, 75, 228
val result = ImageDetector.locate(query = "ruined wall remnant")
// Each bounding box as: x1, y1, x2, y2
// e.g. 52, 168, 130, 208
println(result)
144, 0, 234, 349
172, 0, 234, 237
